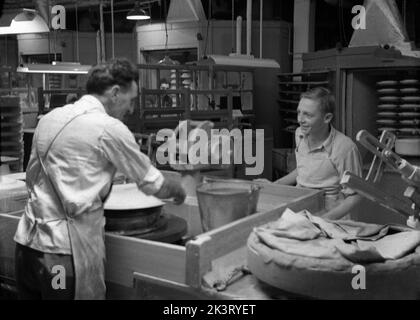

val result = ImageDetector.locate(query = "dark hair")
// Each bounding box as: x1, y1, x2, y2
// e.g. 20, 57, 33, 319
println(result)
301, 87, 335, 115
86, 58, 139, 95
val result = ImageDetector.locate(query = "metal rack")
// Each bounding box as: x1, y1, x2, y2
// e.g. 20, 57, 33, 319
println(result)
0, 95, 23, 172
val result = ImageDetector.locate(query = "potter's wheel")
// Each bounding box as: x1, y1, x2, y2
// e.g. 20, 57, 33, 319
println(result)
106, 212, 188, 244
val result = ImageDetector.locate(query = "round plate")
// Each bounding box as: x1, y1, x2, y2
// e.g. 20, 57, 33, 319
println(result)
399, 128, 420, 134
379, 96, 399, 102
400, 79, 419, 85
378, 127, 397, 132
378, 104, 398, 110
401, 96, 420, 102
377, 88, 398, 94
400, 104, 420, 110
399, 112, 420, 117
377, 80, 398, 86
377, 112, 398, 117
104, 183, 165, 210
400, 88, 420, 94
377, 119, 397, 124
181, 73, 191, 79
399, 119, 420, 125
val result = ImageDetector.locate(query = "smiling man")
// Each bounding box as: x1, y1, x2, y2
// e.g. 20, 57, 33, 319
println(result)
274, 87, 363, 220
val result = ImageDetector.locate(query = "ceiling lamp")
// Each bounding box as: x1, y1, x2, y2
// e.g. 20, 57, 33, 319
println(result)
0, 9, 49, 35
16, 62, 91, 74
126, 1, 151, 20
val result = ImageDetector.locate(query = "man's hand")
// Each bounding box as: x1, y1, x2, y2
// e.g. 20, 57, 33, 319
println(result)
155, 178, 186, 205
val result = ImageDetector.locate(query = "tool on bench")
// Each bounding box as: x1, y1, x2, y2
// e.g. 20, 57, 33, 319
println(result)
341, 129, 420, 229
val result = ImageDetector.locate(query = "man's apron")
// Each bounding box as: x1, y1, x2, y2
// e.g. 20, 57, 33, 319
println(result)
295, 145, 347, 217
35, 111, 107, 300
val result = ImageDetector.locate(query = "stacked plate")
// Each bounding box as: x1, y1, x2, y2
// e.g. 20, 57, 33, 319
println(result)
376, 79, 420, 138
377, 80, 399, 134
180, 70, 192, 89
398, 78, 420, 137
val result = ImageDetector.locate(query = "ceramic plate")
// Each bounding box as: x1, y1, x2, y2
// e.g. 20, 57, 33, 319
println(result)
400, 88, 420, 94
378, 104, 398, 110
399, 119, 420, 125
377, 80, 398, 86
377, 119, 397, 124
377, 112, 398, 117
400, 79, 419, 85
401, 96, 420, 102
104, 183, 165, 210
379, 96, 399, 102
378, 127, 397, 131
399, 112, 420, 117
400, 104, 420, 109
181, 73, 191, 79
377, 88, 398, 94
399, 128, 420, 134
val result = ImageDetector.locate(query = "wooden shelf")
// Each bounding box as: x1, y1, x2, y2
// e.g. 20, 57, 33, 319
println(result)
278, 81, 330, 85
277, 99, 299, 104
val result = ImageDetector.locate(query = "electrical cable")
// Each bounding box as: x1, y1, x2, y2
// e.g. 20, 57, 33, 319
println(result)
203, 0, 212, 57
75, 0, 79, 62
340, 0, 347, 45
231, 0, 234, 53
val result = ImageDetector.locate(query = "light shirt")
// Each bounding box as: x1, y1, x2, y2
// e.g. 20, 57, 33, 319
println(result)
295, 126, 362, 197
14, 95, 164, 255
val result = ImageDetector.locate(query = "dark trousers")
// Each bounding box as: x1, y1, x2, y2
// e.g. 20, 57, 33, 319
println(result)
15, 243, 75, 300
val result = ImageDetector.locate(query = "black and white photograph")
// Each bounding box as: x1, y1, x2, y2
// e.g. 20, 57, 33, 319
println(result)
0, 0, 420, 306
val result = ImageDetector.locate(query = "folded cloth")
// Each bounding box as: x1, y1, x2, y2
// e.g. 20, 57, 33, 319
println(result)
254, 209, 420, 263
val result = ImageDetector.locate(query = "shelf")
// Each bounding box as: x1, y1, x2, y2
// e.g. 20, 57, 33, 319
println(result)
278, 81, 330, 85
277, 99, 299, 104
277, 71, 331, 77
278, 108, 297, 113
278, 90, 303, 95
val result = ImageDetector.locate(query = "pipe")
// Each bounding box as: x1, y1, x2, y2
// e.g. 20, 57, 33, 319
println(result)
246, 0, 252, 56
99, 0, 105, 62
111, 0, 115, 59
259, 0, 263, 58
236, 16, 242, 55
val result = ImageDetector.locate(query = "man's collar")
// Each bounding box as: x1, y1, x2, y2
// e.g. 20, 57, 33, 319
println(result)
298, 125, 336, 152
79, 95, 107, 114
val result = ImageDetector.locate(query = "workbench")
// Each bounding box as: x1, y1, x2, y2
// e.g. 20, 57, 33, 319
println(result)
0, 172, 324, 299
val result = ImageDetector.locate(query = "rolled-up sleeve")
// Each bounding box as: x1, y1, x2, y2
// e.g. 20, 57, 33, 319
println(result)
336, 145, 363, 196
99, 121, 164, 195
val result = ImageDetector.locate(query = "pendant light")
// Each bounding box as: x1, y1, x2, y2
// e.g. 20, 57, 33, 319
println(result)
126, 1, 150, 20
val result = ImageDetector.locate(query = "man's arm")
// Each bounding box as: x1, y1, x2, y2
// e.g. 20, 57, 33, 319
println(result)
154, 178, 186, 205
274, 169, 298, 186
322, 193, 362, 220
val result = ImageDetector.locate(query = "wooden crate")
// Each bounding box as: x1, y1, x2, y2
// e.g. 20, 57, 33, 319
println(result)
0, 177, 323, 299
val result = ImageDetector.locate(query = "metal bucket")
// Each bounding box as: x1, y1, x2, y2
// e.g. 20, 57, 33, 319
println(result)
196, 178, 262, 232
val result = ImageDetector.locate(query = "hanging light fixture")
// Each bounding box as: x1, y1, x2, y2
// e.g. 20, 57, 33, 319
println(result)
126, 1, 151, 20
0, 9, 49, 35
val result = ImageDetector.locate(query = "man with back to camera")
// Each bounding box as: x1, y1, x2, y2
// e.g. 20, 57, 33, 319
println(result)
13, 58, 186, 300
261, 87, 363, 220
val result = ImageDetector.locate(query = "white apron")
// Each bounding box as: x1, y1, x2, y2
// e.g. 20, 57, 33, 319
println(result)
35, 111, 107, 300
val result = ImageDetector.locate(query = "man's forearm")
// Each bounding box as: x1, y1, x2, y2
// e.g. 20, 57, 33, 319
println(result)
154, 178, 186, 204
274, 169, 297, 186
323, 194, 362, 220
